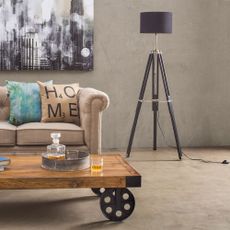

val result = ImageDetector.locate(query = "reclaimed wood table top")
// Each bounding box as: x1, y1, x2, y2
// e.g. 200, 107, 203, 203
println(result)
0, 154, 141, 190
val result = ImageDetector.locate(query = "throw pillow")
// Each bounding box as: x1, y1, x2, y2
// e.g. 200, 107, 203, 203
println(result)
37, 82, 80, 124
6, 81, 53, 125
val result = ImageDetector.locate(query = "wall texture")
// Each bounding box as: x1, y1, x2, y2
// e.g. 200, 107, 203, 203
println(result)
1, 0, 230, 150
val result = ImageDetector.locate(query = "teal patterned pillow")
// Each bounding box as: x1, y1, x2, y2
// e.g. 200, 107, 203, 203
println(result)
6, 81, 53, 125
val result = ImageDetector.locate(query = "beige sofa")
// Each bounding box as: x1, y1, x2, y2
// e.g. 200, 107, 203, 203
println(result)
0, 86, 109, 154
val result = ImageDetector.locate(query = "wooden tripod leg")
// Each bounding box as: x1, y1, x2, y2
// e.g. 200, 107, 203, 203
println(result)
126, 53, 154, 158
152, 51, 159, 150
158, 53, 182, 160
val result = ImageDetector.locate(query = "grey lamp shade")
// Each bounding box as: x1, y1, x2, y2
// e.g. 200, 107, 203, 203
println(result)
140, 12, 172, 33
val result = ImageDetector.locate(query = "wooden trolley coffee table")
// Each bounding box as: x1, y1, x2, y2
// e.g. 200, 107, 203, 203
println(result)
0, 154, 141, 221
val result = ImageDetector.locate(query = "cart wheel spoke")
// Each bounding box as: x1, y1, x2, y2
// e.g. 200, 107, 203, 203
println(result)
91, 188, 106, 197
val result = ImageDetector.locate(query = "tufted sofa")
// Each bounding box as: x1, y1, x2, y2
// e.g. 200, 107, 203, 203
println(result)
0, 86, 109, 154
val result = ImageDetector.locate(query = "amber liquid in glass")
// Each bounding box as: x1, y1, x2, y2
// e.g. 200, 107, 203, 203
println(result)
91, 164, 103, 171
47, 155, 65, 160
91, 156, 103, 172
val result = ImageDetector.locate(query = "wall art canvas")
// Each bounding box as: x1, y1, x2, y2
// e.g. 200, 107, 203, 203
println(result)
0, 0, 94, 71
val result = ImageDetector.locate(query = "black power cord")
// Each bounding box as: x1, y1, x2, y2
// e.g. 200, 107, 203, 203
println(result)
182, 151, 228, 164
156, 112, 229, 165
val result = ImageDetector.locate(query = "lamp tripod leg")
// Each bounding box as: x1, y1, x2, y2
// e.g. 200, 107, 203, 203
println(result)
126, 53, 154, 158
158, 53, 182, 160
152, 52, 159, 150
153, 103, 158, 151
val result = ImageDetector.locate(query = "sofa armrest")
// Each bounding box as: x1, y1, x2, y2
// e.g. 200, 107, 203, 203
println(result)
78, 88, 109, 154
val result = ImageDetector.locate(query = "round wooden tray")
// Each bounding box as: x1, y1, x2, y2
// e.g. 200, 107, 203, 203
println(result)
41, 151, 90, 171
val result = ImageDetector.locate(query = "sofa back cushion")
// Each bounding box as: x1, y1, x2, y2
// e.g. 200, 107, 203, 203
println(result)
0, 86, 10, 121
6, 81, 52, 125
38, 82, 80, 125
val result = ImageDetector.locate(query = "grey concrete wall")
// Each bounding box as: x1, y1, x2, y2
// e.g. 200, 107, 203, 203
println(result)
1, 0, 230, 149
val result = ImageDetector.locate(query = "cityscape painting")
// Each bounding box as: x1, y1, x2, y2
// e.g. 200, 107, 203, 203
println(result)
0, 0, 94, 71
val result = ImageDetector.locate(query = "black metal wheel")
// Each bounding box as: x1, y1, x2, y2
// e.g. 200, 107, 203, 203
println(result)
100, 188, 135, 221
91, 188, 106, 197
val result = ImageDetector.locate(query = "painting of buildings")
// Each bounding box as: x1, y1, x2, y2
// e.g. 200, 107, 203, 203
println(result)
0, 0, 94, 71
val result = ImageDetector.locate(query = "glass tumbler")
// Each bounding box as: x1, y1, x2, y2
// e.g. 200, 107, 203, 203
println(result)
91, 155, 103, 172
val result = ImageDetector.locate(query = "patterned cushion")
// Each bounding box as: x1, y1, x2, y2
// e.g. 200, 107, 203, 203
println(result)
37, 82, 80, 124
6, 81, 52, 125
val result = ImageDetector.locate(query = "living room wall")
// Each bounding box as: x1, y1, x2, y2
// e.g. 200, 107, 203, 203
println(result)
1, 0, 230, 150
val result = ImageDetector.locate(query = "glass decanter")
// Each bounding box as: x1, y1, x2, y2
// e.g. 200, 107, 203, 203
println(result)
47, 133, 66, 160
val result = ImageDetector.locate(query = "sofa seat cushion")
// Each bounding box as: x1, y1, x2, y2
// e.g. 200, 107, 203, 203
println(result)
0, 121, 16, 146
17, 122, 84, 146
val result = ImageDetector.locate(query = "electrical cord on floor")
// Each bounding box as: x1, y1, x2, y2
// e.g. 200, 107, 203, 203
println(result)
156, 112, 229, 164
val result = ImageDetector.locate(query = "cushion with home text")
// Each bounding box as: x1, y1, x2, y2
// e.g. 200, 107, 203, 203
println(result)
37, 81, 80, 124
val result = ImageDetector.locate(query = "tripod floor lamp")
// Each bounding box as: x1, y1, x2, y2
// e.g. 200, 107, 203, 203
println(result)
126, 12, 182, 160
